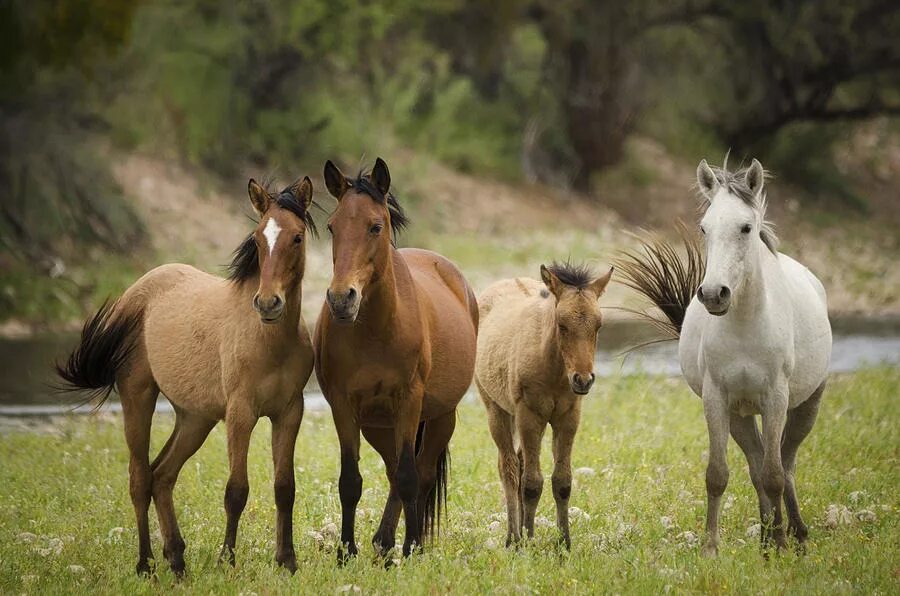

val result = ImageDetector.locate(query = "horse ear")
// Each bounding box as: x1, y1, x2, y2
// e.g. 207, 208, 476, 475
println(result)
697, 159, 717, 198
248, 179, 270, 216
371, 157, 391, 196
540, 264, 562, 298
590, 266, 614, 298
286, 176, 314, 210
324, 160, 349, 199
745, 158, 765, 195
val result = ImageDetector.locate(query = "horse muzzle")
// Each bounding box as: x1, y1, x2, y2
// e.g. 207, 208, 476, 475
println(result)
697, 284, 731, 316
254, 293, 285, 324
569, 372, 595, 395
326, 287, 360, 323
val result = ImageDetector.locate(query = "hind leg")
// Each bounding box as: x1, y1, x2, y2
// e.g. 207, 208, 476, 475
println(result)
361, 426, 400, 557
415, 411, 456, 541
782, 382, 825, 547
480, 392, 521, 547
119, 376, 158, 576
151, 409, 216, 576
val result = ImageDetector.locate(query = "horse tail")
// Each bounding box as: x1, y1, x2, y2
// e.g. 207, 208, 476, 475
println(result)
416, 420, 450, 541
612, 223, 705, 338
55, 298, 143, 410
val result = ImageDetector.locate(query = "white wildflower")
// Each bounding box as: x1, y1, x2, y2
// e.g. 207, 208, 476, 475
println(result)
68, 565, 85, 574
568, 506, 591, 522
848, 490, 865, 504
488, 520, 501, 533
336, 585, 361, 594
535, 515, 554, 528
484, 537, 499, 549
746, 523, 761, 538
855, 509, 876, 523
660, 516, 675, 531
676, 530, 699, 547
107, 527, 125, 544
825, 504, 854, 528
16, 532, 37, 544
574, 467, 596, 478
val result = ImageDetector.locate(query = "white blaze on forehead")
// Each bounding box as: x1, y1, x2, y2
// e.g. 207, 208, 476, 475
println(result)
262, 217, 282, 255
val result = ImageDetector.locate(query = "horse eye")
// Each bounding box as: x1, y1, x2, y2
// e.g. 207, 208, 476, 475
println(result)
741, 224, 752, 234
558, 324, 568, 334
370, 223, 383, 235
293, 234, 303, 244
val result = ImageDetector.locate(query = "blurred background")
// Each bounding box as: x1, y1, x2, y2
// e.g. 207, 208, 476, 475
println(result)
1, 1, 899, 407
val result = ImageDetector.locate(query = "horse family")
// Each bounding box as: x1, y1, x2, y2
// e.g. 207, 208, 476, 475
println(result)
57, 155, 831, 576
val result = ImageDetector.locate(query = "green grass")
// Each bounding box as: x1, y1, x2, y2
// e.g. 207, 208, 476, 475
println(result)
0, 369, 897, 594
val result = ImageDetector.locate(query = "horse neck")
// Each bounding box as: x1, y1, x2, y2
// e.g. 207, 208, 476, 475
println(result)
731, 241, 776, 322
357, 248, 403, 331
538, 299, 566, 383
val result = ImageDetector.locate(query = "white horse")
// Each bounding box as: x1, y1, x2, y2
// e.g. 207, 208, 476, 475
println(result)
615, 158, 832, 556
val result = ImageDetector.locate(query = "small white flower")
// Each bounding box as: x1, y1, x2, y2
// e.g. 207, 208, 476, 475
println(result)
568, 507, 591, 522
660, 516, 675, 531
68, 565, 85, 574
574, 467, 596, 478
321, 522, 339, 539
825, 504, 854, 528
723, 495, 735, 511
106, 527, 124, 544
488, 521, 501, 533
489, 512, 504, 522
848, 490, 865, 504
16, 532, 37, 543
484, 537, 499, 549
746, 523, 761, 538
855, 509, 876, 523
675, 530, 698, 547
535, 516, 554, 528
336, 585, 361, 593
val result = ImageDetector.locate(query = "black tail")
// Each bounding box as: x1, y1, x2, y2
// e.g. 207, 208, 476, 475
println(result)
55, 299, 141, 410
612, 223, 705, 338
415, 420, 450, 541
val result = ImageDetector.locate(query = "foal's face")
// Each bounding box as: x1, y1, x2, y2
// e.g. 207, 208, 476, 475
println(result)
248, 178, 313, 323
541, 266, 613, 395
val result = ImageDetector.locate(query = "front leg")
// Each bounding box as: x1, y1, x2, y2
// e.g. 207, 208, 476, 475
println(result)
760, 388, 789, 553
394, 382, 425, 557
270, 396, 303, 573
515, 403, 547, 540
330, 397, 362, 564
220, 401, 258, 567
701, 382, 730, 557
550, 401, 581, 550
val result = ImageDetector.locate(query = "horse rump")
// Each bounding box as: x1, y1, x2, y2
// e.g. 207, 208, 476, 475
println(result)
55, 298, 142, 409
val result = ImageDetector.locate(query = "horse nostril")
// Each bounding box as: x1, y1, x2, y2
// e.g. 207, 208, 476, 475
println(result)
271, 295, 283, 309
719, 286, 730, 299
326, 289, 334, 303
347, 287, 357, 301
253, 294, 261, 310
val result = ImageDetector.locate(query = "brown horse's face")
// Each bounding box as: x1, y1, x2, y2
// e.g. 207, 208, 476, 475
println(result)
542, 266, 614, 395
323, 159, 393, 323
248, 177, 313, 323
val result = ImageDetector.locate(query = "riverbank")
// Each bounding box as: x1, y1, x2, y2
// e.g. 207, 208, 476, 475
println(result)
0, 368, 897, 593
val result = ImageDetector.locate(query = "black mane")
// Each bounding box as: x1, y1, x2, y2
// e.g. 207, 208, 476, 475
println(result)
548, 260, 596, 289
226, 181, 319, 284
347, 171, 410, 240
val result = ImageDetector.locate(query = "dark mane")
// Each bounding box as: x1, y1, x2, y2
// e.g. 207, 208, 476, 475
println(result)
348, 171, 410, 241
548, 260, 596, 289
700, 160, 779, 254
226, 180, 319, 284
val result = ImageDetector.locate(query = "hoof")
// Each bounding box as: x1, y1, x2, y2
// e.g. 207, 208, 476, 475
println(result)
337, 544, 357, 566
135, 559, 153, 577
701, 543, 718, 558
557, 535, 572, 551
276, 551, 297, 574
218, 546, 236, 568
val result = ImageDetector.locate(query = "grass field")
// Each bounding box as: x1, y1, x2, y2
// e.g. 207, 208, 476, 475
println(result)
0, 369, 897, 594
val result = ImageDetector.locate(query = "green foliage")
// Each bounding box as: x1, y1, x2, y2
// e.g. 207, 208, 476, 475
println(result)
0, 369, 896, 592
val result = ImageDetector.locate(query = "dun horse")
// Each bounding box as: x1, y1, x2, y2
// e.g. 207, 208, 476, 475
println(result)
614, 158, 831, 556
314, 158, 478, 559
475, 263, 613, 548
56, 177, 317, 575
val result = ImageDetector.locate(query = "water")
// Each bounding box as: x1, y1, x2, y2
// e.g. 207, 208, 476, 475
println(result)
1, 318, 898, 416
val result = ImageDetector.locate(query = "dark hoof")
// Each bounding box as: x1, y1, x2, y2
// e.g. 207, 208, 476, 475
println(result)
337, 544, 357, 566
276, 551, 297, 574
218, 546, 236, 568
135, 559, 153, 577
557, 535, 572, 551
401, 541, 421, 558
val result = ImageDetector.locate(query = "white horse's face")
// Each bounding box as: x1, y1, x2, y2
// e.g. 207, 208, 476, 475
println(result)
696, 159, 766, 316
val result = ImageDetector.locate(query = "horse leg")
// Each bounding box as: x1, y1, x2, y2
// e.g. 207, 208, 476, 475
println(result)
729, 413, 771, 548
270, 397, 303, 573
481, 392, 521, 547
549, 401, 580, 550
330, 398, 362, 563
782, 382, 824, 548
515, 403, 546, 540
361, 425, 400, 557
760, 390, 789, 553
701, 386, 730, 557
415, 411, 455, 541
118, 375, 158, 576
394, 384, 425, 557
151, 410, 216, 577
219, 401, 257, 567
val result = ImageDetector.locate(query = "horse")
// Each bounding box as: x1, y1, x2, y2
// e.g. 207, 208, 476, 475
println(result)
613, 158, 832, 556
55, 177, 317, 576
313, 157, 478, 560
475, 263, 613, 549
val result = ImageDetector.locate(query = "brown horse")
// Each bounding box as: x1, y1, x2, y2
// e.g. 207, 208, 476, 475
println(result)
475, 263, 613, 549
314, 158, 478, 560
56, 177, 317, 576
